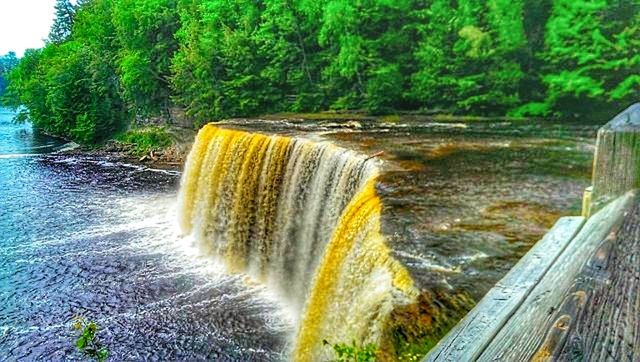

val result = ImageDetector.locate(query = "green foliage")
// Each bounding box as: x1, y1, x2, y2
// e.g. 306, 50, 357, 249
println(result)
3, 41, 128, 143
323, 340, 377, 362
0, 51, 19, 95
539, 0, 640, 118
508, 101, 552, 117
113, 0, 179, 117
72, 316, 109, 362
49, 0, 76, 44
410, 0, 526, 114
5, 0, 639, 138
3, 0, 129, 144
116, 126, 173, 155
316, 0, 416, 112
171, 0, 269, 123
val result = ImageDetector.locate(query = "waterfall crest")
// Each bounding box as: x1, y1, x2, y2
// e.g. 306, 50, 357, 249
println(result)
178, 125, 416, 359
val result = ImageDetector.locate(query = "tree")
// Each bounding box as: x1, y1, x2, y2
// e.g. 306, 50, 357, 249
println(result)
171, 0, 266, 123
518, 0, 553, 106
48, 0, 76, 44
410, 0, 527, 115
0, 52, 19, 74
535, 0, 640, 118
6, 0, 640, 138
4, 0, 128, 143
3, 42, 127, 143
0, 51, 19, 95
319, 0, 418, 113
253, 0, 324, 112
113, 0, 180, 118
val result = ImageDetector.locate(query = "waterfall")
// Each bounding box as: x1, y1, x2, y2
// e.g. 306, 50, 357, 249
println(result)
178, 125, 416, 359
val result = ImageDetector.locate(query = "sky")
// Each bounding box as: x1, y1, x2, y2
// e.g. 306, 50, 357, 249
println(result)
0, 0, 57, 57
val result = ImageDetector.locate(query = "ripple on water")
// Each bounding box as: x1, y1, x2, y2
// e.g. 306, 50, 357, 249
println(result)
0, 153, 293, 361
1, 111, 601, 360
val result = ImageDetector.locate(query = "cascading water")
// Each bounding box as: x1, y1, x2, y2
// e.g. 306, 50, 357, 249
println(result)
178, 125, 416, 359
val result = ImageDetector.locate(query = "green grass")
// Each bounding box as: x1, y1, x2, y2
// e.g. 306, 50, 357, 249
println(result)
116, 126, 172, 156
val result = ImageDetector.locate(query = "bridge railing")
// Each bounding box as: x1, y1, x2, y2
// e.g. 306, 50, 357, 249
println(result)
587, 103, 640, 215
425, 103, 640, 361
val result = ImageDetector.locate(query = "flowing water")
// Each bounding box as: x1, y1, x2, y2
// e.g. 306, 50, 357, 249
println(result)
0, 109, 292, 360
178, 126, 415, 359
213, 117, 600, 357
218, 117, 598, 297
0, 107, 600, 360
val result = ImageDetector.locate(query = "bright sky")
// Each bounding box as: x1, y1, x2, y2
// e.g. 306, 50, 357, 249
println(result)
0, 0, 57, 57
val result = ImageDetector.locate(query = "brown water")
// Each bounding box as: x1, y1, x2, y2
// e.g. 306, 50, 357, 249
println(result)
216, 117, 600, 352
1, 106, 601, 360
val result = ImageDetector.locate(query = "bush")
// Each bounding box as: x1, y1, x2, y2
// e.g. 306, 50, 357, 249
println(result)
323, 340, 377, 362
72, 316, 109, 362
116, 126, 172, 155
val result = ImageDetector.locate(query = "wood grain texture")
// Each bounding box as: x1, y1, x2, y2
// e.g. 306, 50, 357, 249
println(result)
591, 103, 640, 213
478, 191, 636, 361
550, 196, 640, 361
424, 216, 585, 362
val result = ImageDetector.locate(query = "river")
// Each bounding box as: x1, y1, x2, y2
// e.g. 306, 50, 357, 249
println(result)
218, 117, 599, 303
0, 108, 292, 360
0, 108, 600, 360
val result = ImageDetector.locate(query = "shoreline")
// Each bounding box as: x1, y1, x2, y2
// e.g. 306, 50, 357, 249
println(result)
61, 141, 189, 172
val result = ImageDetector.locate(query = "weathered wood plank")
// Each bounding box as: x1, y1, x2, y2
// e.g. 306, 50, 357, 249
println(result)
478, 191, 636, 361
424, 216, 585, 362
548, 196, 640, 361
591, 103, 640, 213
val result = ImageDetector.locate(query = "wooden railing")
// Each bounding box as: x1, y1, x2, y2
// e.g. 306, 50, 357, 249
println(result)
425, 103, 640, 361
588, 103, 640, 215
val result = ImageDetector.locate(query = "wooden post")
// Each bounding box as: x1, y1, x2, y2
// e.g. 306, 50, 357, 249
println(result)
581, 186, 592, 217
589, 103, 640, 215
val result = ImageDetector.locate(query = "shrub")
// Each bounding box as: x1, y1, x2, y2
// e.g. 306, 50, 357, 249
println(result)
116, 126, 172, 155
323, 340, 377, 362
72, 316, 109, 362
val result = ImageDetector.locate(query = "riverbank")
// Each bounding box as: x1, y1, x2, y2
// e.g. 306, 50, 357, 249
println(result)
64, 141, 186, 171
61, 126, 197, 171
56, 111, 608, 172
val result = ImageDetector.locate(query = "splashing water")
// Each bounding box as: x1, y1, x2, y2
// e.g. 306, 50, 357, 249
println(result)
0, 109, 292, 360
178, 125, 416, 359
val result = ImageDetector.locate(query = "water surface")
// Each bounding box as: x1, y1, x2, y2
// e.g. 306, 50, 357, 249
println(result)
219, 117, 599, 304
0, 109, 292, 360
1, 109, 601, 359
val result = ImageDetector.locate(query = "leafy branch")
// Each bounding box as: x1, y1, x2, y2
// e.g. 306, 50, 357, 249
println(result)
323, 339, 377, 362
72, 315, 109, 362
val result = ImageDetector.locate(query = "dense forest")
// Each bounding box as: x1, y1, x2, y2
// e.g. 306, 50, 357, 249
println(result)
2, 0, 639, 143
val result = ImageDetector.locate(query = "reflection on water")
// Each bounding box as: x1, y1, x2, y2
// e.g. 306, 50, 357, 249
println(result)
0, 110, 292, 360
0, 109, 69, 156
